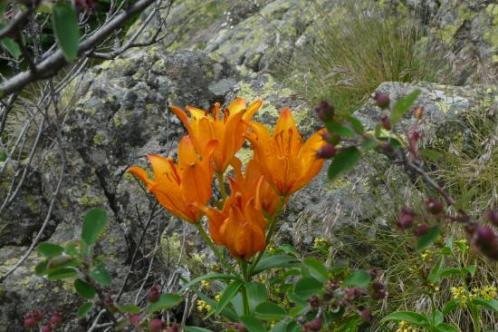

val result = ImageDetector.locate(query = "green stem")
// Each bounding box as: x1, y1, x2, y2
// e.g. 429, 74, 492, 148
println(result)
239, 260, 250, 316
195, 223, 223, 263
216, 172, 228, 200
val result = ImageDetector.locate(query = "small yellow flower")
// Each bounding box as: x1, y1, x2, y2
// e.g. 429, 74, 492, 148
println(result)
480, 285, 497, 301
200, 280, 210, 289
313, 237, 329, 250
396, 321, 419, 332
196, 299, 211, 312
420, 250, 432, 262
451, 286, 469, 305
454, 239, 469, 252
215, 293, 222, 302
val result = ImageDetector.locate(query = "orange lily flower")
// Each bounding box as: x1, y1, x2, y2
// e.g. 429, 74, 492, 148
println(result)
246, 108, 326, 196
171, 98, 262, 173
202, 177, 267, 260
230, 157, 282, 217
128, 136, 216, 223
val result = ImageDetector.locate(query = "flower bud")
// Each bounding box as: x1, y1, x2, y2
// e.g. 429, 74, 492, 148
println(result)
380, 115, 391, 130
314, 101, 335, 122
41, 325, 52, 332
475, 225, 498, 260
358, 307, 372, 322
414, 223, 430, 237
308, 295, 320, 309
103, 295, 118, 313
164, 324, 180, 332
23, 317, 37, 329
316, 143, 336, 159
149, 319, 163, 332
324, 279, 339, 295
426, 198, 443, 214
147, 284, 161, 303
128, 313, 141, 326
303, 317, 322, 331
487, 209, 498, 226
373, 92, 390, 109
372, 281, 387, 300
397, 208, 416, 229
344, 287, 363, 301
234, 322, 247, 332
49, 312, 62, 327
414, 106, 424, 120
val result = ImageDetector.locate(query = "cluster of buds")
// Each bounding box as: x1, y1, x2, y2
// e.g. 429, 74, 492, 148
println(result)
24, 310, 62, 331
397, 198, 445, 236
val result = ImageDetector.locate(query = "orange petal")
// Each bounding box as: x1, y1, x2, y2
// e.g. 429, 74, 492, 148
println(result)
127, 166, 152, 188
243, 99, 263, 121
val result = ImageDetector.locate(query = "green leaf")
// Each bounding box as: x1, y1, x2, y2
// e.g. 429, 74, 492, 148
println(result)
344, 270, 371, 288
294, 277, 322, 300
74, 279, 97, 299
82, 208, 108, 245
325, 120, 355, 137
442, 300, 459, 315
118, 304, 141, 314
253, 254, 298, 274
255, 302, 287, 321
473, 299, 498, 312
1, 37, 21, 59
90, 263, 112, 287
431, 310, 443, 326
346, 115, 365, 134
35, 260, 49, 276
215, 281, 242, 315
327, 147, 361, 181
0, 150, 6, 162
37, 242, 64, 258
419, 148, 443, 162
361, 137, 378, 150
436, 323, 459, 332
47, 267, 78, 280
390, 90, 421, 125
270, 320, 289, 332
181, 272, 240, 291
246, 282, 267, 310
241, 315, 266, 332
52, 1, 80, 61
184, 327, 214, 332
148, 294, 182, 313
464, 264, 477, 276
286, 321, 301, 332
428, 258, 444, 284
417, 226, 440, 251
302, 258, 328, 282
77, 302, 93, 318
381, 311, 428, 326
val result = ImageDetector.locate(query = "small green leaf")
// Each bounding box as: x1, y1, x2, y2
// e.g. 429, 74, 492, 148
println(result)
37, 242, 64, 258
325, 120, 355, 137
464, 264, 476, 276
240, 315, 266, 332
294, 277, 322, 300
52, 1, 80, 61
419, 148, 443, 162
417, 226, 440, 251
215, 281, 242, 315
47, 267, 78, 280
77, 302, 93, 318
90, 263, 112, 287
254, 302, 287, 321
184, 327, 214, 332
118, 304, 141, 314
442, 300, 459, 315
381, 311, 428, 326
428, 258, 444, 284
327, 147, 361, 181
346, 115, 364, 134
74, 279, 97, 299
473, 299, 498, 312
246, 282, 267, 310
82, 208, 108, 245
148, 294, 182, 313
0, 150, 7, 162
181, 272, 240, 291
344, 270, 371, 288
1, 37, 21, 59
35, 260, 49, 276
253, 254, 298, 274
302, 258, 328, 282
390, 90, 421, 125
431, 310, 443, 326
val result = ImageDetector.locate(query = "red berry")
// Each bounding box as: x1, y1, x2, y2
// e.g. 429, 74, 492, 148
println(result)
426, 198, 443, 214
397, 208, 416, 229
303, 317, 322, 331
373, 92, 390, 109
380, 114, 391, 130
316, 143, 336, 159
314, 101, 335, 122
23, 317, 37, 329
149, 319, 163, 332
147, 284, 161, 303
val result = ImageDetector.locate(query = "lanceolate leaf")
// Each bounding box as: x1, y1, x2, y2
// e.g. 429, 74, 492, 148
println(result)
82, 208, 108, 245
328, 147, 361, 181
390, 90, 421, 125
1, 37, 21, 59
215, 281, 242, 315
148, 294, 183, 313
52, 1, 80, 61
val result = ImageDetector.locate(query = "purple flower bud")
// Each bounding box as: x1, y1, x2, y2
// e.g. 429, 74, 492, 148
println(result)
487, 209, 498, 226
373, 92, 390, 109
475, 225, 498, 260
414, 224, 431, 237
304, 317, 323, 331
397, 208, 416, 229
314, 101, 335, 122
48, 312, 62, 327
148, 284, 161, 303
380, 114, 391, 130
358, 307, 372, 322
316, 144, 336, 159
372, 281, 387, 300
426, 198, 443, 214
308, 295, 320, 308
149, 319, 163, 332
41, 325, 52, 332
23, 317, 37, 329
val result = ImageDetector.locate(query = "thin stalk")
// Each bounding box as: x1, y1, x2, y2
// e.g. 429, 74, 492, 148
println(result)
195, 223, 223, 264
216, 172, 228, 200
239, 260, 251, 316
